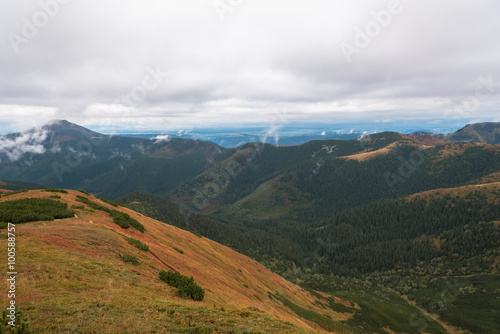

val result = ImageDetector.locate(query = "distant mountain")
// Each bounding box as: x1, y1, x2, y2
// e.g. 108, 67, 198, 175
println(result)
0, 120, 228, 198
447, 122, 500, 144
411, 121, 500, 144
1, 120, 499, 333
0, 179, 42, 191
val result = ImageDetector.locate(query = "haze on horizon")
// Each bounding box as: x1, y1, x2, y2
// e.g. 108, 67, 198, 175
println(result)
0, 0, 499, 133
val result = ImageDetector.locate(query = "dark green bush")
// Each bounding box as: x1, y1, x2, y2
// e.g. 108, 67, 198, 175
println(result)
109, 210, 144, 232
119, 254, 139, 265
0, 199, 74, 224
43, 188, 68, 194
96, 196, 120, 207
175, 283, 205, 301
70, 205, 95, 212
158, 270, 204, 301
1, 189, 29, 197
125, 237, 149, 251
75, 196, 111, 213
77, 189, 89, 195
173, 247, 184, 254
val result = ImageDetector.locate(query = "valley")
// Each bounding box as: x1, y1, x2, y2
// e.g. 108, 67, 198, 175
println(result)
0, 120, 499, 333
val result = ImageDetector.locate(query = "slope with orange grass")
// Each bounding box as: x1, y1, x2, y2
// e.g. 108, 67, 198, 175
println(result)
338, 140, 419, 162
339, 135, 449, 163
0, 189, 351, 333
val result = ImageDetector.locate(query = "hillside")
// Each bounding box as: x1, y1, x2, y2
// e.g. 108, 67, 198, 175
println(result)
0, 189, 451, 333
0, 189, 348, 333
119, 184, 500, 333
176, 135, 500, 224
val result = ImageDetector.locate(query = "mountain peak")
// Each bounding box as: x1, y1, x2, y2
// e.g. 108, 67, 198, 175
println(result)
42, 119, 103, 137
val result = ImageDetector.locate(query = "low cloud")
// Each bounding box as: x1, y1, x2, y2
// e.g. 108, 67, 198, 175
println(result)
0, 128, 49, 162
153, 134, 170, 143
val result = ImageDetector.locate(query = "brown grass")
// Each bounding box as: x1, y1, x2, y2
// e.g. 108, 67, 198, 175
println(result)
0, 189, 348, 333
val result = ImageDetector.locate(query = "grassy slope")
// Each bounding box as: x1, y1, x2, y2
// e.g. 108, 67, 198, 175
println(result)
0, 189, 348, 333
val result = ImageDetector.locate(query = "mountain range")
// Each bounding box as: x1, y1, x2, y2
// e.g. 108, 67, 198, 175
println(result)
0, 120, 499, 333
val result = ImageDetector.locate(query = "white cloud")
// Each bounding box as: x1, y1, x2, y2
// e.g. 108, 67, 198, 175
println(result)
0, 128, 49, 162
153, 135, 170, 143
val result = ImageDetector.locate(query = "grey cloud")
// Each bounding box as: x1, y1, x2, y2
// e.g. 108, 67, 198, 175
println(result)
0, 0, 499, 130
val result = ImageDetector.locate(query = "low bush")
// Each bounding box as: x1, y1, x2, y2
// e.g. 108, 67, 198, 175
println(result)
43, 188, 68, 194
109, 210, 144, 233
125, 237, 149, 251
119, 254, 139, 265
1, 189, 29, 197
75, 196, 111, 213
96, 196, 120, 207
0, 199, 74, 224
159, 270, 204, 301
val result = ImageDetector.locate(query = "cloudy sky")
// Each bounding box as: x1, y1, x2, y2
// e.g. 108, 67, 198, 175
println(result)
1, 0, 499, 133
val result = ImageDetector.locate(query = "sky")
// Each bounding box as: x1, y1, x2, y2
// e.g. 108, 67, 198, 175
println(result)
0, 0, 499, 133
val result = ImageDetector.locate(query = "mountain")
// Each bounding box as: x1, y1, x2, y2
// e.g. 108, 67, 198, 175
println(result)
0, 120, 228, 199
447, 122, 500, 144
0, 179, 42, 191
0, 189, 447, 333
411, 122, 500, 145
119, 184, 500, 333
1, 120, 499, 333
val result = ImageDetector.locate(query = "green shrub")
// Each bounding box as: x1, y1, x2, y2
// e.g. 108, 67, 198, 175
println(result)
109, 210, 144, 232
70, 205, 95, 212
1, 189, 29, 197
75, 196, 110, 213
125, 237, 149, 251
77, 189, 89, 195
49, 195, 61, 199
175, 283, 205, 301
119, 254, 139, 265
43, 188, 68, 194
173, 247, 184, 254
1, 310, 31, 333
0, 199, 74, 224
158, 270, 204, 301
96, 196, 120, 207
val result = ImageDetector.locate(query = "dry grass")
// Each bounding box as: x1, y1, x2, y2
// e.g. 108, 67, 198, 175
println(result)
339, 141, 407, 162
0, 189, 347, 333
